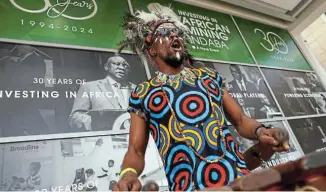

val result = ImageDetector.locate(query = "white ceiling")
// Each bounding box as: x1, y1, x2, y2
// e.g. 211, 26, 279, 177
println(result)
259, 0, 302, 11
217, 0, 313, 22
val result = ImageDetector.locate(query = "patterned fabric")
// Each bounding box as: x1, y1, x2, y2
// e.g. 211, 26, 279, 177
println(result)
128, 67, 249, 191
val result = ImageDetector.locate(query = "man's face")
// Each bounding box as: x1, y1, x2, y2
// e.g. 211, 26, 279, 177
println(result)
106, 56, 130, 80
305, 73, 317, 85
150, 23, 185, 68
28, 165, 38, 176
261, 95, 270, 105
109, 161, 114, 167
86, 172, 92, 177
238, 98, 244, 106
230, 66, 242, 80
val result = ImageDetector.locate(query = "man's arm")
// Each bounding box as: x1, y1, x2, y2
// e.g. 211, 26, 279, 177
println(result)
222, 89, 261, 140
222, 89, 289, 152
121, 113, 149, 176
68, 85, 92, 130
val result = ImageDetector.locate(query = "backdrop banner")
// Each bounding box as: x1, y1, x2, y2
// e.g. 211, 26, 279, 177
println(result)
0, 0, 128, 49
288, 116, 326, 154
0, 42, 147, 138
209, 62, 281, 119
234, 17, 312, 70
262, 68, 326, 117
131, 0, 254, 63
0, 135, 168, 192
228, 121, 303, 171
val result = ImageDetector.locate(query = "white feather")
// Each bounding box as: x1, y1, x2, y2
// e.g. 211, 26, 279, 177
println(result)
135, 10, 160, 24
155, 4, 189, 31
135, 3, 189, 32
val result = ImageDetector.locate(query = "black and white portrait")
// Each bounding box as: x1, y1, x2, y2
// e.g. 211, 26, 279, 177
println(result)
68, 53, 140, 132
211, 63, 281, 119
228, 121, 302, 170
288, 117, 326, 154
0, 42, 148, 138
262, 69, 326, 117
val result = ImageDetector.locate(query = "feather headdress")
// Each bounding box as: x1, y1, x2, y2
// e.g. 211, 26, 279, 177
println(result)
118, 3, 193, 66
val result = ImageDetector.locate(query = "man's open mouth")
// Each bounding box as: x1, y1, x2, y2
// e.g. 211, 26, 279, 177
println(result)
171, 39, 182, 51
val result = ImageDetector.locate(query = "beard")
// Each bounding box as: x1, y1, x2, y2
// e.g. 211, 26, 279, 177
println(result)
163, 52, 184, 69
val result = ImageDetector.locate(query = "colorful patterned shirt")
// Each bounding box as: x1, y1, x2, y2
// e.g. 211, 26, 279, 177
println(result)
128, 67, 249, 191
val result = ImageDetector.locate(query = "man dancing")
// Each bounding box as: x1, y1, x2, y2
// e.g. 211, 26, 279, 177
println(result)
114, 6, 289, 191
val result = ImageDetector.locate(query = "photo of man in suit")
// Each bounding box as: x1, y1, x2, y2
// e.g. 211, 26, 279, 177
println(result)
237, 97, 256, 118
259, 94, 279, 119
69, 54, 136, 131
228, 65, 257, 93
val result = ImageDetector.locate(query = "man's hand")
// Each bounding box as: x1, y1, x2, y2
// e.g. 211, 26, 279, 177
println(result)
113, 172, 142, 191
257, 128, 290, 152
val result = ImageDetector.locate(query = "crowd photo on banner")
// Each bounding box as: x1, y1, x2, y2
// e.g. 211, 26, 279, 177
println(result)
0, 135, 168, 191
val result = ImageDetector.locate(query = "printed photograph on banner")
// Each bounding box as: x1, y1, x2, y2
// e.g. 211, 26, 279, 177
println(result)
228, 121, 302, 170
234, 17, 311, 70
211, 63, 281, 119
0, 0, 128, 49
55, 134, 167, 191
0, 141, 53, 191
262, 68, 326, 117
0, 42, 148, 138
131, 0, 254, 63
288, 117, 326, 154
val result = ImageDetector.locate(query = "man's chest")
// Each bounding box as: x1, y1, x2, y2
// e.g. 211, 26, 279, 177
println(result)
143, 81, 224, 126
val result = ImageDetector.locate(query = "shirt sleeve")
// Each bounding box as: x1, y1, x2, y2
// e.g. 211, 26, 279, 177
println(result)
127, 86, 149, 120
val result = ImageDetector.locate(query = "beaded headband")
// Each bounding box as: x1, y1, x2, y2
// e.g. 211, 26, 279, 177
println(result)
117, 3, 194, 66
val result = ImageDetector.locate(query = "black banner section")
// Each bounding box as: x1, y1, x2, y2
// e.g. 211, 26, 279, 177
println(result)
288, 116, 326, 154
0, 42, 147, 138
212, 63, 281, 119
262, 68, 326, 117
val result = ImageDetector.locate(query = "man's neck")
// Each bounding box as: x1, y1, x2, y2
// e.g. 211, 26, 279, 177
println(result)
157, 63, 184, 75
106, 75, 128, 86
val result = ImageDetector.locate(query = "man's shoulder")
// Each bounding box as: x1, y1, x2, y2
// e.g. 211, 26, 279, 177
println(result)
132, 79, 153, 98
82, 79, 103, 87
192, 66, 221, 78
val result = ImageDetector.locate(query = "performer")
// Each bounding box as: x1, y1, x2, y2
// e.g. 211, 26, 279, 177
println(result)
114, 6, 290, 191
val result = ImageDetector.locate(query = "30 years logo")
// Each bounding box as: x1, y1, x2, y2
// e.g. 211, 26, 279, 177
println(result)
254, 28, 289, 54
10, 0, 98, 20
